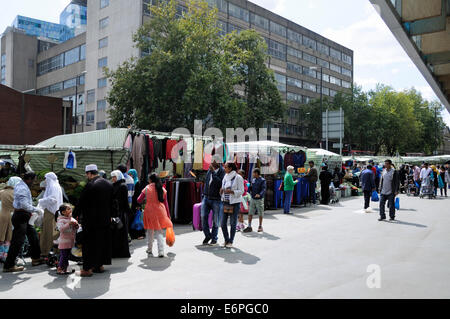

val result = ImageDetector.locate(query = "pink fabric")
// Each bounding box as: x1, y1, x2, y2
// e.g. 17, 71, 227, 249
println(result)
141, 184, 173, 230
56, 216, 77, 250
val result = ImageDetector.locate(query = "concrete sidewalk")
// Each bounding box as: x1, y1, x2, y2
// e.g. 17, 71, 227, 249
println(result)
1, 194, 450, 298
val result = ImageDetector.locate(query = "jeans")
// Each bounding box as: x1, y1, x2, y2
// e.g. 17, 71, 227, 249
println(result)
363, 190, 372, 209
441, 183, 447, 196
284, 190, 293, 213
59, 248, 70, 270
309, 182, 317, 204
379, 193, 396, 219
201, 197, 223, 242
4, 211, 41, 269
221, 203, 240, 244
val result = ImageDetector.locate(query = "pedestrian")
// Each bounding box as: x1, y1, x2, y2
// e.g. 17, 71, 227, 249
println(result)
319, 166, 333, 205
305, 161, 318, 205
445, 166, 450, 193
0, 177, 21, 263
117, 164, 134, 207
283, 166, 298, 214
420, 163, 432, 189
236, 170, 249, 232
332, 167, 342, 188
110, 170, 131, 258
130, 169, 147, 240
399, 165, 407, 194
55, 204, 78, 275
220, 162, 244, 248
343, 169, 353, 183
3, 172, 45, 273
413, 165, 421, 191
378, 160, 400, 221
73, 164, 113, 277
38, 172, 63, 257
244, 168, 266, 233
360, 165, 376, 212
200, 161, 225, 246
438, 166, 447, 197
137, 173, 173, 257
431, 165, 439, 197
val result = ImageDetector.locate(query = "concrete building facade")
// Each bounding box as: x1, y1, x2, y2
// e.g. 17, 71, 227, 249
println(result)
1, 0, 354, 147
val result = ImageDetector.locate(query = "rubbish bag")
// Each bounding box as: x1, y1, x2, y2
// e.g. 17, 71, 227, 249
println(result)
395, 197, 400, 210
371, 191, 379, 202
131, 209, 144, 231
166, 227, 175, 247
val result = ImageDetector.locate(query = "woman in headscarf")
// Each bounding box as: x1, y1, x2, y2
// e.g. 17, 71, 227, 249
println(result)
0, 177, 21, 262
38, 172, 63, 257
129, 169, 146, 240
110, 170, 131, 258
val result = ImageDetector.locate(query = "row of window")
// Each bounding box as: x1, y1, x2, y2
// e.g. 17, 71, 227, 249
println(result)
270, 123, 308, 137
36, 74, 85, 95
37, 44, 85, 76
205, 0, 352, 65
285, 61, 352, 88
1, 54, 5, 85
86, 89, 107, 111
85, 111, 106, 130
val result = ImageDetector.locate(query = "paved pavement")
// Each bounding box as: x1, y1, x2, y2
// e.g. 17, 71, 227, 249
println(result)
1, 193, 450, 299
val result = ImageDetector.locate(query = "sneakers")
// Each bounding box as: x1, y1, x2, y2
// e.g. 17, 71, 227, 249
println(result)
202, 237, 211, 245
389, 217, 395, 221
243, 227, 253, 233
378, 217, 386, 221
209, 240, 218, 246
146, 249, 153, 256
31, 258, 45, 266
158, 253, 164, 258
258, 226, 263, 233
3, 265, 24, 273
225, 243, 233, 248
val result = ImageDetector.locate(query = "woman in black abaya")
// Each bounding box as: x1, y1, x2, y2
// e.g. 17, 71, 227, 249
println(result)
111, 170, 131, 258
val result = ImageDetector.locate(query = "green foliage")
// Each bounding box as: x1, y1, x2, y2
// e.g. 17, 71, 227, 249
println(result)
106, 0, 285, 132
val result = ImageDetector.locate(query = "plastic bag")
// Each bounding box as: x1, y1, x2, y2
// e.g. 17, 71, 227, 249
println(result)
166, 227, 175, 247
131, 209, 144, 231
395, 197, 400, 210
371, 191, 379, 202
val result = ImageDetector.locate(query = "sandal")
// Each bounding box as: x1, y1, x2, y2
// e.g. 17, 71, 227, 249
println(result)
258, 226, 263, 232
78, 269, 93, 277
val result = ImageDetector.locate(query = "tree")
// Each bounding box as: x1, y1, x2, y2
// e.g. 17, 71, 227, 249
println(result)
106, 0, 285, 133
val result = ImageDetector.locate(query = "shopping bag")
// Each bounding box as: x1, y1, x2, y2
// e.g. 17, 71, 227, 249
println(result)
131, 209, 144, 231
395, 197, 400, 210
166, 227, 175, 247
371, 191, 379, 202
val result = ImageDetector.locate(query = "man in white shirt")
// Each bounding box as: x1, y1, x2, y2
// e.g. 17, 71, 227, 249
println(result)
420, 163, 432, 187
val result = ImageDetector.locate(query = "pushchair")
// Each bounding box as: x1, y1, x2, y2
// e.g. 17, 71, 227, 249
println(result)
406, 176, 419, 197
46, 228, 83, 268
419, 177, 435, 199
329, 184, 339, 204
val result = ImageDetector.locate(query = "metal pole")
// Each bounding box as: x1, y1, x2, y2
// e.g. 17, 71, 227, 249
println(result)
435, 106, 437, 155
320, 67, 324, 149
74, 83, 78, 133
339, 107, 342, 156
326, 109, 329, 151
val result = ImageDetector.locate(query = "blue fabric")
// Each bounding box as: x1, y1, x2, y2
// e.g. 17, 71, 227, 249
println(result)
360, 169, 375, 191
274, 179, 283, 208
284, 190, 293, 213
201, 198, 223, 241
292, 151, 306, 170
13, 180, 39, 213
371, 191, 379, 202
395, 197, 400, 210
66, 152, 75, 169
128, 169, 138, 185
221, 203, 240, 244
249, 177, 266, 199
131, 209, 144, 231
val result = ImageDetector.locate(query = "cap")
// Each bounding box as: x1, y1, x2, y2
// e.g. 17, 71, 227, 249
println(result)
85, 164, 98, 172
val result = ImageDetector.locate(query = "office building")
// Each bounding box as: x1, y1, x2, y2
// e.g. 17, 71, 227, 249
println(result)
1, 0, 353, 146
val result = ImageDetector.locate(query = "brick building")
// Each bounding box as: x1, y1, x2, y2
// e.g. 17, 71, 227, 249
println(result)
0, 84, 72, 145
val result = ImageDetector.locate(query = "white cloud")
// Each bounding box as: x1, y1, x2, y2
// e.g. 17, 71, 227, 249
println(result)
392, 68, 399, 74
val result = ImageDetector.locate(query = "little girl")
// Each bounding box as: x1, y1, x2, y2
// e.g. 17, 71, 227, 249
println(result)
55, 204, 78, 275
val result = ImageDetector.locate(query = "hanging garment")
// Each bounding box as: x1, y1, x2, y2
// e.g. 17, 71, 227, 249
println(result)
64, 151, 77, 169
174, 182, 180, 220
293, 150, 307, 170
131, 134, 146, 179
124, 134, 132, 151
284, 152, 295, 170
166, 139, 179, 160
193, 140, 204, 170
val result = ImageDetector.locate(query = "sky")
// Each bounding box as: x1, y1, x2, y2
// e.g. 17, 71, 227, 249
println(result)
1, 0, 449, 126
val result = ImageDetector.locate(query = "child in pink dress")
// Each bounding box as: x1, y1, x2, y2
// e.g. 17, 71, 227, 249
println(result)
55, 204, 79, 275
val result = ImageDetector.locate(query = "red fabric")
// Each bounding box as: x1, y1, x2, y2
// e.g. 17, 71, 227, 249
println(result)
166, 139, 178, 160
147, 135, 154, 169
371, 166, 376, 176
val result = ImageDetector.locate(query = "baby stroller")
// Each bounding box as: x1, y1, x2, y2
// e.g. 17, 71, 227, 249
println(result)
46, 228, 83, 268
419, 177, 435, 199
406, 176, 419, 197
329, 184, 339, 204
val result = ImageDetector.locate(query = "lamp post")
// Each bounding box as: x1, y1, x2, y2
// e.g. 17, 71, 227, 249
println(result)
310, 66, 324, 149
74, 70, 87, 133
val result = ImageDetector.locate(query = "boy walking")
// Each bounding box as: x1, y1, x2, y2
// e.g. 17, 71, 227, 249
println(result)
244, 169, 266, 233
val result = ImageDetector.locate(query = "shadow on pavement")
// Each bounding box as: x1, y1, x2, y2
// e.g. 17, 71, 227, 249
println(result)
195, 245, 260, 265
386, 220, 427, 228
138, 252, 176, 272
241, 231, 280, 241
0, 273, 32, 292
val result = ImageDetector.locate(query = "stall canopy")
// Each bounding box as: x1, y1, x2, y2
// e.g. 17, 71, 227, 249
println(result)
225, 140, 303, 153
306, 148, 342, 171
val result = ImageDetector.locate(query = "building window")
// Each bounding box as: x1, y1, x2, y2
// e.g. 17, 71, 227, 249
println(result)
78, 74, 85, 85
98, 77, 107, 88
63, 78, 77, 90
342, 80, 352, 88
287, 92, 302, 102
289, 108, 299, 120
330, 47, 342, 60
287, 47, 302, 59
227, 23, 242, 34
287, 77, 302, 89
228, 3, 249, 22
80, 44, 86, 60
342, 67, 352, 77
322, 87, 330, 96
330, 89, 337, 97
96, 121, 107, 130
86, 111, 95, 124
287, 29, 302, 44
342, 53, 352, 65
64, 47, 80, 67
317, 58, 329, 69
49, 82, 63, 94
206, 0, 227, 13
330, 63, 341, 74
287, 62, 302, 74
37, 53, 64, 76
1, 54, 5, 84
303, 81, 317, 92
100, 0, 109, 9
87, 89, 95, 104
270, 21, 286, 38
302, 52, 316, 64
217, 20, 227, 36
99, 37, 108, 49
317, 42, 329, 56
303, 66, 317, 79
98, 57, 108, 68
99, 17, 109, 29
302, 36, 316, 50
329, 76, 341, 86
303, 95, 313, 104
322, 73, 330, 82
268, 39, 286, 61
97, 99, 107, 111
274, 73, 286, 92
250, 13, 269, 31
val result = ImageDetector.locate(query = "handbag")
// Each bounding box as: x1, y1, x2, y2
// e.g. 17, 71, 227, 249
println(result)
223, 202, 234, 214
166, 227, 175, 247
111, 217, 124, 230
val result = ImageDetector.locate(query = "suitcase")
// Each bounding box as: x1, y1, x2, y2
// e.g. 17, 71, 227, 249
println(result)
192, 202, 213, 231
